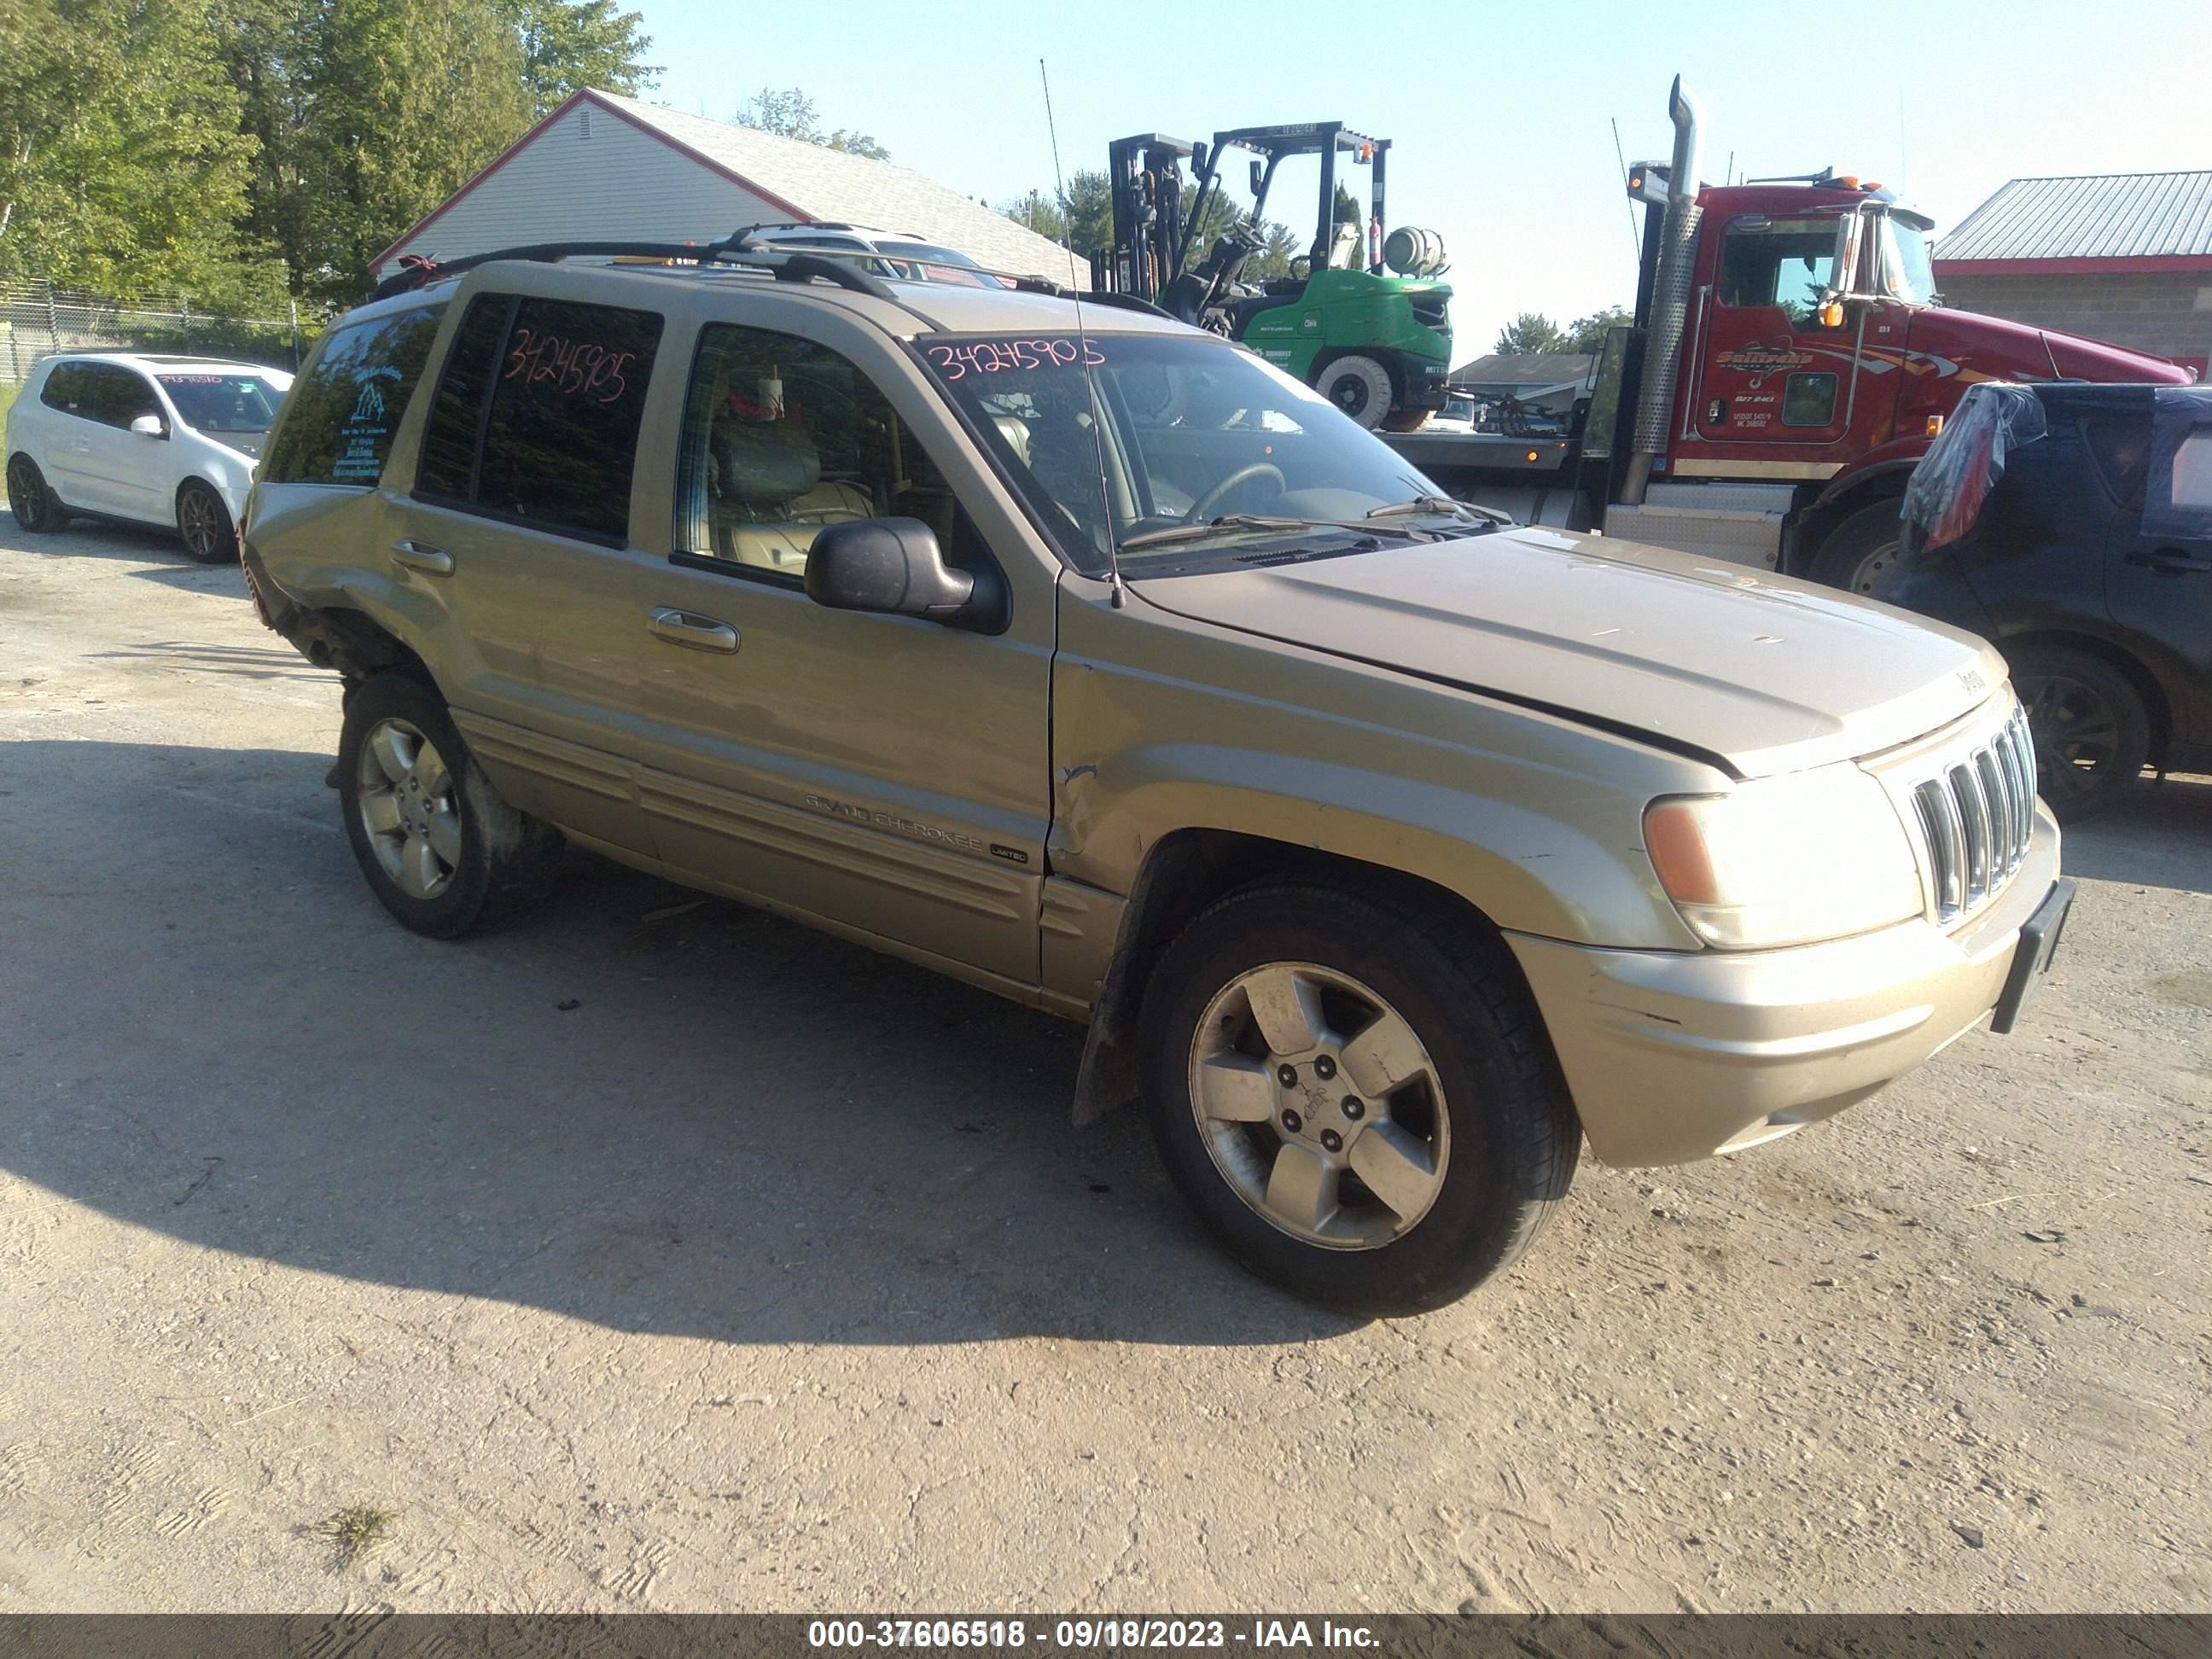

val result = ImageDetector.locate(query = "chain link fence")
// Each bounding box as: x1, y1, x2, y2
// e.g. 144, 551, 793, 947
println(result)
1, 278, 313, 382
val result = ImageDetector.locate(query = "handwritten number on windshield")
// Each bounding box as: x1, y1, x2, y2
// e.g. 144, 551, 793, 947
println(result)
927, 339, 1107, 381
504, 327, 636, 404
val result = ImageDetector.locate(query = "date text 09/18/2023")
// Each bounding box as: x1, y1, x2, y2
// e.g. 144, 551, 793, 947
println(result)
806, 1619, 1382, 1650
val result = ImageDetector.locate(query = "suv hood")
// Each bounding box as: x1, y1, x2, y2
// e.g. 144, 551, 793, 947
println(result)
1130, 527, 2009, 778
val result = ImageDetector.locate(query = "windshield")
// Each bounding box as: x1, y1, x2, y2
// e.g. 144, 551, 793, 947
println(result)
158, 373, 282, 433
1881, 216, 1939, 306
917, 332, 1453, 575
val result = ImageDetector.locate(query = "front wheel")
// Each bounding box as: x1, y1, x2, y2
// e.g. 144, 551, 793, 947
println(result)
1316, 355, 1395, 430
1139, 884, 1580, 1316
1807, 498, 1906, 596
176, 480, 237, 563
338, 673, 565, 937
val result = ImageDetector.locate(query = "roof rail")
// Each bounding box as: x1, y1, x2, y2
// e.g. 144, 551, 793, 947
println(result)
1004, 276, 1173, 321
366, 231, 904, 304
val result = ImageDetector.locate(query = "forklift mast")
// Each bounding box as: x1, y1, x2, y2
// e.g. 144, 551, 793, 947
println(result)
1101, 134, 1194, 304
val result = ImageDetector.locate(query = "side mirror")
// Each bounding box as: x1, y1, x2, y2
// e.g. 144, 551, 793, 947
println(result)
130, 415, 165, 438
805, 518, 1006, 633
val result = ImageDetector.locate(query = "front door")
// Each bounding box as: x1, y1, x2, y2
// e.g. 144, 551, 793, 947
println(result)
1694, 212, 1863, 449
78, 363, 172, 523
629, 318, 1054, 987
397, 288, 670, 855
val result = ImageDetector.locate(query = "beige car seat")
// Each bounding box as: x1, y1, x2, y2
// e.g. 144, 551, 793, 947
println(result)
706, 370, 875, 570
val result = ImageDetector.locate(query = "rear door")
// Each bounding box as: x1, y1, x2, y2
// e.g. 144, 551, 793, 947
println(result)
78, 363, 172, 523
2100, 400, 2212, 748
398, 288, 668, 856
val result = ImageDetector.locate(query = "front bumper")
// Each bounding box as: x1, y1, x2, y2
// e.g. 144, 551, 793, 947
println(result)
1507, 807, 2063, 1167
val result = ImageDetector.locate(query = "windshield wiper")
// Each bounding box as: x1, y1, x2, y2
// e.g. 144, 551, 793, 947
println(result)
1119, 515, 1435, 552
1367, 493, 1512, 526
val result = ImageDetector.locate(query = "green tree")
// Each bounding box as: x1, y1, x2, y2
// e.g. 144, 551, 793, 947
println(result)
290, 0, 535, 305
1245, 222, 1302, 281
1562, 305, 1633, 354
500, 0, 658, 117
732, 87, 887, 160
0, 0, 268, 302
1493, 312, 1570, 355
1059, 169, 1112, 256
999, 188, 1063, 244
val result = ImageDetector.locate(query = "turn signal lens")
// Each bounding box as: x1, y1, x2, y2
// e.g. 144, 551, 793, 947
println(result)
1926, 415, 1945, 437
1820, 302, 1845, 328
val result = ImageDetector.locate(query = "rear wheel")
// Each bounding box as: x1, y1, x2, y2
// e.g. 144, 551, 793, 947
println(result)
338, 673, 565, 937
1807, 498, 1906, 596
7, 454, 64, 533
1317, 355, 1395, 430
176, 479, 236, 563
1139, 883, 1579, 1316
2011, 645, 2151, 823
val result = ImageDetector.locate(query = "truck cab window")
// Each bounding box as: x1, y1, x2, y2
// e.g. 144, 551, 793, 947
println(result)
1717, 218, 1837, 323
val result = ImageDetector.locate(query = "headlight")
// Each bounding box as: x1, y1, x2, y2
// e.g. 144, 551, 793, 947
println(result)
1644, 764, 1923, 949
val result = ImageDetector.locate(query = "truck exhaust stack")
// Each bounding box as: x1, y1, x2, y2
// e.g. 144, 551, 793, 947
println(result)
1621, 76, 1705, 506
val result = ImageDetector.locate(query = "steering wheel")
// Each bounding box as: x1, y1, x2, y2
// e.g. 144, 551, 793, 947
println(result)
1186, 463, 1285, 523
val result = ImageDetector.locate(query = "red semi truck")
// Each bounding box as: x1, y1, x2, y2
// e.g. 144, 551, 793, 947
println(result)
1382, 79, 2196, 592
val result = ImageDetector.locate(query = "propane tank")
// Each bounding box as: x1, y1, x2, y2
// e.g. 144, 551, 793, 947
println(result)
1382, 226, 1448, 277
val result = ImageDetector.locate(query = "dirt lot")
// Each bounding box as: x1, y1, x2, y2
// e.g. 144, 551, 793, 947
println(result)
0, 519, 2207, 1615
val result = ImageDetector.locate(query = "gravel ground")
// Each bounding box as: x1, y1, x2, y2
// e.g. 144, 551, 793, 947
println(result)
0, 518, 2206, 1615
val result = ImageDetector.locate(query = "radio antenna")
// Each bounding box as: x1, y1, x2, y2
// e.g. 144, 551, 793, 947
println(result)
1040, 56, 1126, 608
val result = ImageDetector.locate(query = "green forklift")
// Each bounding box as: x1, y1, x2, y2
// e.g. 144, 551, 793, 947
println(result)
1093, 123, 1453, 429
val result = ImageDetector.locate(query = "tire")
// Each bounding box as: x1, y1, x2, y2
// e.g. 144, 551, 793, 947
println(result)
337, 673, 565, 938
176, 479, 237, 563
1317, 355, 1395, 430
1138, 882, 1580, 1316
7, 453, 65, 533
2011, 645, 2151, 824
1381, 406, 1435, 434
1807, 498, 1906, 596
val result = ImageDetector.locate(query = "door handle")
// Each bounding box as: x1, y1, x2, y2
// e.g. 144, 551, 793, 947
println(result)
647, 606, 740, 653
391, 538, 454, 575
2124, 548, 2212, 575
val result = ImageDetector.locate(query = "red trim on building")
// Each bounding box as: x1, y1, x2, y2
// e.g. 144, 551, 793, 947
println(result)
370, 90, 814, 271
1932, 254, 2212, 276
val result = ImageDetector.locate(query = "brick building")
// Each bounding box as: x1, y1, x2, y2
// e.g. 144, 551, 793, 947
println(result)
1933, 171, 2211, 375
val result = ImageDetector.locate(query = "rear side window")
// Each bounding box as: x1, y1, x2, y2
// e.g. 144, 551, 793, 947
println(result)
40, 363, 93, 415
2081, 414, 2151, 508
415, 293, 662, 544
261, 306, 445, 486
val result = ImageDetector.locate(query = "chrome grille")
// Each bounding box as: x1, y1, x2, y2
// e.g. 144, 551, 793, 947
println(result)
1907, 705, 2038, 923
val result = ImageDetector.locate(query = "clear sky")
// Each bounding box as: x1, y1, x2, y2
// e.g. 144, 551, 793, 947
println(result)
634, 0, 2212, 361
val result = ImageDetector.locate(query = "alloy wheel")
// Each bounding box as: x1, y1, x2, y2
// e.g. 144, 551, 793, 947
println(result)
1186, 962, 1450, 1250
7, 456, 44, 524
2020, 673, 2121, 806
178, 488, 223, 559
355, 718, 462, 899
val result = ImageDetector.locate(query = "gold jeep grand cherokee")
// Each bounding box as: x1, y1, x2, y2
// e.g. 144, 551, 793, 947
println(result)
242, 236, 2072, 1314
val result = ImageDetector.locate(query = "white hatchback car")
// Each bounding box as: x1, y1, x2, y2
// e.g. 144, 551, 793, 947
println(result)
5, 352, 294, 561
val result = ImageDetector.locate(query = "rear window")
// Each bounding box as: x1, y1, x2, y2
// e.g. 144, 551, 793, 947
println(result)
415, 293, 663, 544
261, 306, 446, 486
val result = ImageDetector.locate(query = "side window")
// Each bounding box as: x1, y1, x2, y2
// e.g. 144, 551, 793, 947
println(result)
1717, 218, 1837, 323
416, 294, 662, 544
40, 364, 90, 415
2081, 414, 2151, 508
417, 294, 515, 499
261, 304, 446, 486
1780, 371, 1838, 428
675, 323, 983, 579
84, 365, 161, 429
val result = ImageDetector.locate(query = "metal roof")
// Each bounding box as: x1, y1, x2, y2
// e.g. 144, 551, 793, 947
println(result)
1937, 172, 2212, 264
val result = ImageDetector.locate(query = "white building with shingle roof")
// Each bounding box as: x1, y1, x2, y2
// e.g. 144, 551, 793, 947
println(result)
373, 89, 1076, 283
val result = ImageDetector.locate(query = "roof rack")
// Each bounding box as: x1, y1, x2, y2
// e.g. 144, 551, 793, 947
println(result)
368, 231, 905, 304
368, 232, 1178, 328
